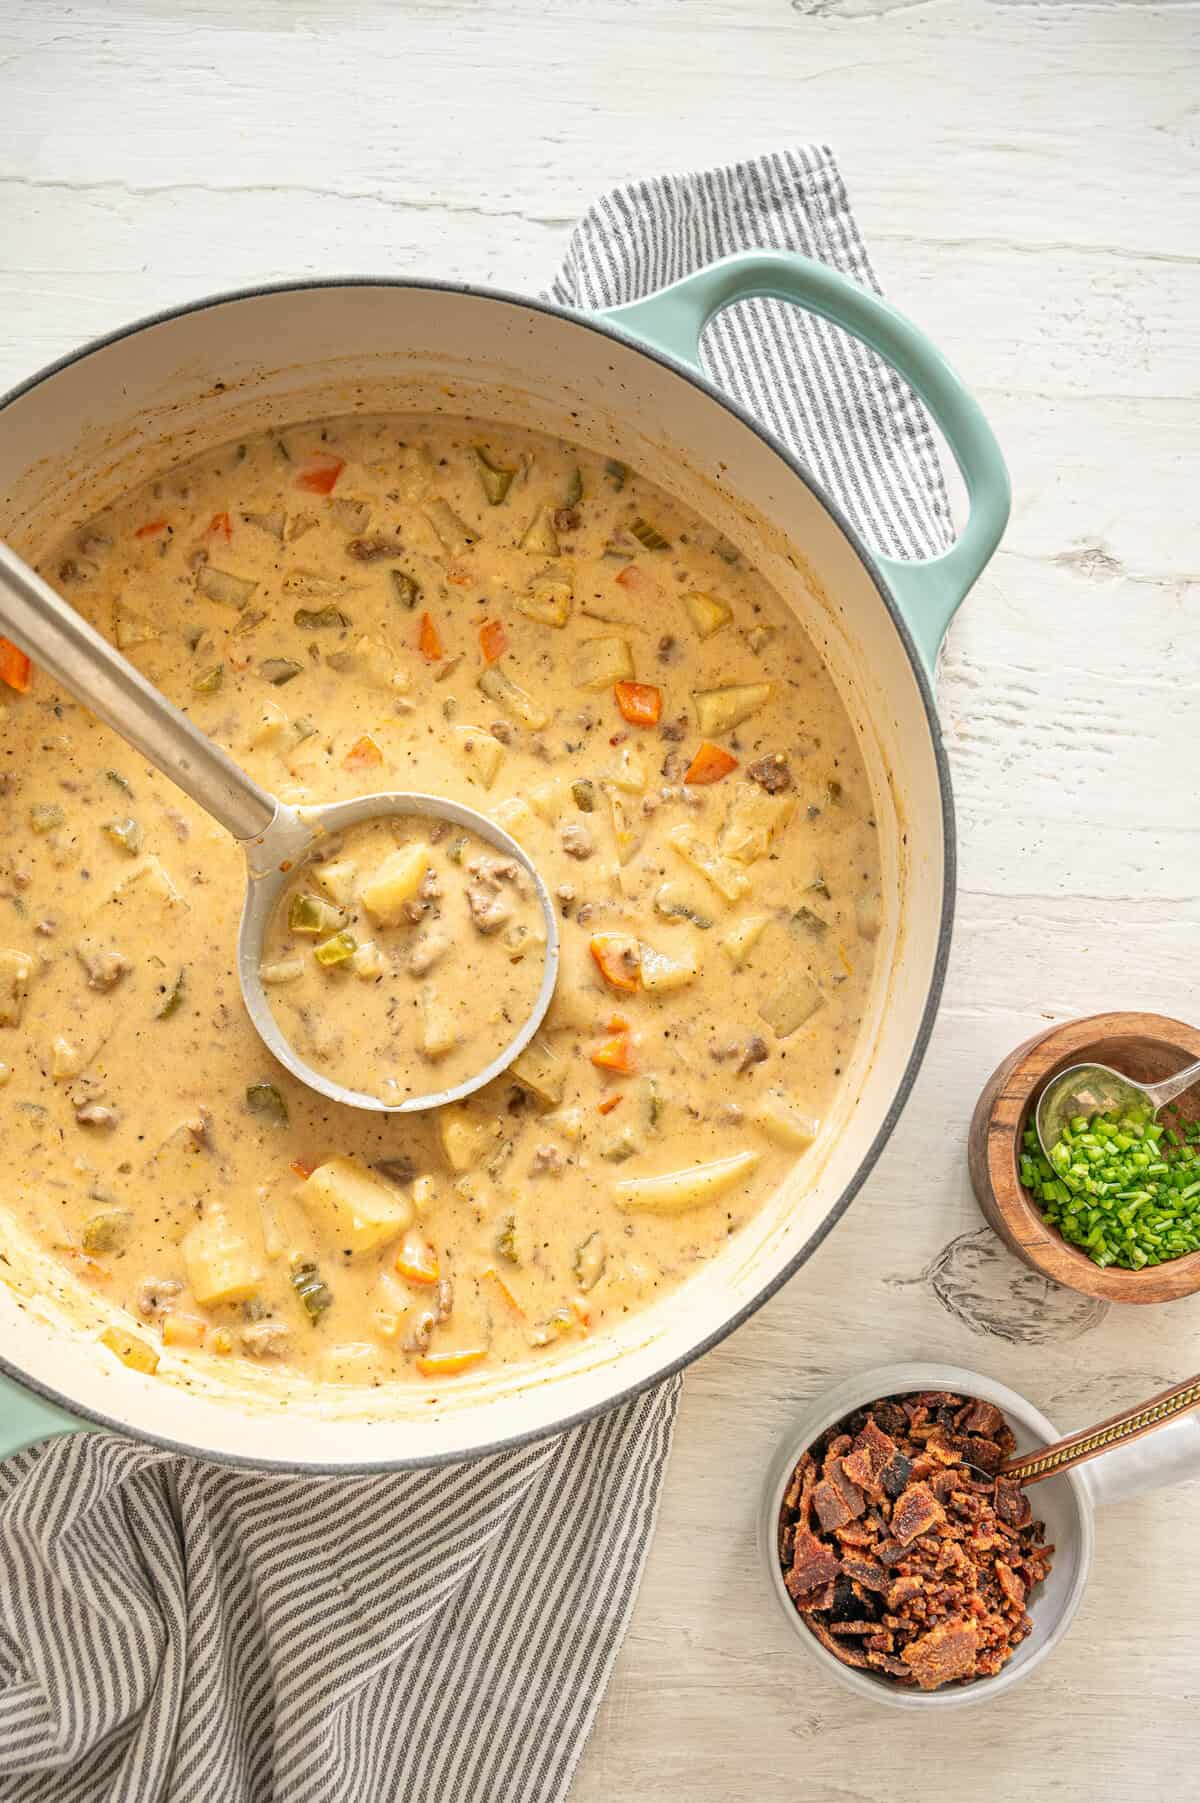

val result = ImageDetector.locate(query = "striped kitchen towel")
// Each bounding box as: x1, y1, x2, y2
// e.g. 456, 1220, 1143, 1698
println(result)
0, 146, 948, 1803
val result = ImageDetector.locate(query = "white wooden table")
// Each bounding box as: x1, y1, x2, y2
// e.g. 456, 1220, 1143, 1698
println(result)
4, 1, 1198, 1794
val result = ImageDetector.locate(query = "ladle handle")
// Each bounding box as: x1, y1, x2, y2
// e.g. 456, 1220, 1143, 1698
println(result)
1146, 1058, 1200, 1110
0, 543, 276, 842
1002, 1374, 1200, 1488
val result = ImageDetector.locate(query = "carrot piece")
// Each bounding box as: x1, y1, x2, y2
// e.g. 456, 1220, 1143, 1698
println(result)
606, 1014, 630, 1033
342, 733, 383, 771
416, 1347, 487, 1378
588, 932, 640, 993
614, 680, 662, 726
591, 1032, 636, 1075
294, 453, 344, 495
570, 1297, 592, 1332
62, 1249, 109, 1283
683, 741, 738, 786
597, 1094, 623, 1116
0, 638, 32, 693
289, 1159, 315, 1180
208, 511, 233, 542
614, 564, 644, 591
482, 1267, 525, 1317
418, 611, 444, 661
135, 519, 168, 539
479, 619, 508, 664
395, 1232, 439, 1286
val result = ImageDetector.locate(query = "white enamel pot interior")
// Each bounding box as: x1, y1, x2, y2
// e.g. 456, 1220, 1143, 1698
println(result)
0, 264, 1009, 1469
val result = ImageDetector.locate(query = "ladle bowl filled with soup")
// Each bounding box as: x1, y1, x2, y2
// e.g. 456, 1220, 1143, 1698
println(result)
0, 260, 1006, 1468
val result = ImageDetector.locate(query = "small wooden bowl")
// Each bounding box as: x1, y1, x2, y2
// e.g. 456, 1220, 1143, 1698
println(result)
969, 1012, 1200, 1304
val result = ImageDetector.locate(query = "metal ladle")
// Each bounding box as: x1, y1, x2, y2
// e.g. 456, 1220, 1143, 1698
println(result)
0, 542, 559, 1114
1035, 1056, 1200, 1159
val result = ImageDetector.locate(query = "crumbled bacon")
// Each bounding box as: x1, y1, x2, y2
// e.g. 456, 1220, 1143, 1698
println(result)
777, 1390, 1053, 1692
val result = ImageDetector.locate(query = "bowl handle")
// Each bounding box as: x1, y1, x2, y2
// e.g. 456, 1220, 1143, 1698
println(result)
0, 1370, 84, 1460
598, 251, 1010, 672
1084, 1410, 1200, 1508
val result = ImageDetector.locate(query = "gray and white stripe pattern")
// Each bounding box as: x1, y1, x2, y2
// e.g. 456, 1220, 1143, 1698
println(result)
0, 147, 947, 1802
550, 144, 952, 562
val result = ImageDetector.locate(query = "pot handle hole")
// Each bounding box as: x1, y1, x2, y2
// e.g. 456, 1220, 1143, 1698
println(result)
0, 1371, 84, 1462
597, 250, 1011, 673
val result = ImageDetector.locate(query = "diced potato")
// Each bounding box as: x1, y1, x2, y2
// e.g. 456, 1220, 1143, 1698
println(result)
692, 682, 773, 737
721, 913, 771, 967
856, 891, 883, 941
753, 1092, 821, 1150
411, 1174, 437, 1209
86, 856, 184, 932
682, 590, 732, 640
508, 1034, 567, 1108
260, 958, 304, 985
50, 1035, 85, 1080
477, 665, 548, 730
184, 1210, 263, 1305
318, 1342, 385, 1383
609, 792, 642, 866
454, 724, 506, 790
490, 797, 538, 849
312, 858, 358, 906
100, 1326, 159, 1374
142, 1119, 213, 1221
573, 636, 635, 692
112, 602, 158, 649
758, 974, 825, 1038
517, 567, 573, 627
350, 941, 387, 981
397, 444, 434, 502
420, 983, 458, 1058
720, 784, 796, 865
359, 844, 431, 925
549, 1104, 584, 1143
250, 701, 290, 749
424, 498, 477, 553
518, 508, 560, 556
605, 744, 647, 793
527, 777, 567, 823
668, 825, 751, 903
615, 1150, 760, 1215
0, 949, 33, 1028
299, 1157, 413, 1255
162, 1312, 208, 1348
639, 941, 698, 992
439, 1106, 486, 1174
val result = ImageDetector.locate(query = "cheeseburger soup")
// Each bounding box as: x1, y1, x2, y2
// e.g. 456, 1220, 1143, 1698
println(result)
0, 416, 881, 1387
261, 814, 548, 1105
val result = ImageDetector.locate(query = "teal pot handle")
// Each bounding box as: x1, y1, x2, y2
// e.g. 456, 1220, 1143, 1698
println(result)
0, 1369, 84, 1460
598, 251, 1010, 672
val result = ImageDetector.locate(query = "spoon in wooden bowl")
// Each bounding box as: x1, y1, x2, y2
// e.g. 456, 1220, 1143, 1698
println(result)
1035, 1057, 1200, 1159
0, 542, 559, 1115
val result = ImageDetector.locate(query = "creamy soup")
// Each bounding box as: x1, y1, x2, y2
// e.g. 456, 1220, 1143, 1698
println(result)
261, 815, 548, 1103
0, 414, 881, 1388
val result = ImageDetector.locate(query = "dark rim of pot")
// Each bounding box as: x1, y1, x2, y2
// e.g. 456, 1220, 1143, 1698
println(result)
0, 277, 957, 1472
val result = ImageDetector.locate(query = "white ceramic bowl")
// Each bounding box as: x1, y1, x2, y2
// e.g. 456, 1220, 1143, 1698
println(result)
759, 1362, 1092, 1710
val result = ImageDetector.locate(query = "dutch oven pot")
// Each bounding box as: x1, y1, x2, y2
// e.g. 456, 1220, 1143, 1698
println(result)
0, 256, 1009, 1470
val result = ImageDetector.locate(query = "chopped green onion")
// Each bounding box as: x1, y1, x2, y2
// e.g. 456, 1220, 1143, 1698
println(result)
1022, 1104, 1200, 1271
